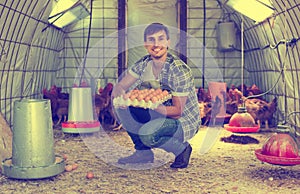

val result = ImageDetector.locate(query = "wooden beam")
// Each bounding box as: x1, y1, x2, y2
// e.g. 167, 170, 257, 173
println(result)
179, 0, 187, 63
118, 0, 126, 79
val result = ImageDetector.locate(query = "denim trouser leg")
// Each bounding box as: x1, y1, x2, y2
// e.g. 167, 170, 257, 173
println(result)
139, 118, 187, 156
115, 107, 187, 155
115, 107, 156, 150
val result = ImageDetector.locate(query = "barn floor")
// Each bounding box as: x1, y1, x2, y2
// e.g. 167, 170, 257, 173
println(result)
1, 125, 300, 194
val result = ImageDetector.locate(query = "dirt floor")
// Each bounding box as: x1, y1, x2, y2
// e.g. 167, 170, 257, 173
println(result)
1, 124, 300, 194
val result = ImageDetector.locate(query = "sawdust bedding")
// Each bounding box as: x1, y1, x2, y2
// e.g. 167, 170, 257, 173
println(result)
1, 125, 300, 194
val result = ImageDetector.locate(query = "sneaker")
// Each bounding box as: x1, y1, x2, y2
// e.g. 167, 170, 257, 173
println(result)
118, 150, 154, 164
170, 143, 192, 168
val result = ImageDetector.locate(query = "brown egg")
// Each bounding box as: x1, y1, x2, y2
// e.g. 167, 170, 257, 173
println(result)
157, 93, 164, 100
62, 154, 68, 161
149, 88, 155, 93
151, 96, 158, 103
65, 165, 73, 172
86, 171, 94, 179
72, 163, 78, 170
147, 94, 153, 98
137, 94, 145, 101
144, 96, 151, 102
156, 88, 162, 93
131, 89, 138, 95
162, 90, 169, 96
129, 94, 138, 100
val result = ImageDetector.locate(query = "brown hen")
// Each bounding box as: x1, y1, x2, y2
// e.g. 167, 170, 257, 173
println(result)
231, 88, 277, 128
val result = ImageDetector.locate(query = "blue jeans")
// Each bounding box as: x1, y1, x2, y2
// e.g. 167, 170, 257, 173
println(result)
115, 107, 187, 156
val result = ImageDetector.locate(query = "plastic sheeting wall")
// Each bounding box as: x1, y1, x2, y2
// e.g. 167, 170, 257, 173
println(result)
0, 0, 64, 124
223, 0, 300, 130
187, 0, 245, 88
56, 0, 119, 90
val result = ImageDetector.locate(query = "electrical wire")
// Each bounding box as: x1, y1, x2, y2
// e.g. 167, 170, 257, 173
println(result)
284, 111, 300, 124
79, 0, 93, 85
245, 68, 284, 100
241, 15, 244, 95
245, 39, 289, 100
229, 37, 299, 52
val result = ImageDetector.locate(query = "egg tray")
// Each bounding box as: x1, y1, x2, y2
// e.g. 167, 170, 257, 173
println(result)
113, 94, 172, 109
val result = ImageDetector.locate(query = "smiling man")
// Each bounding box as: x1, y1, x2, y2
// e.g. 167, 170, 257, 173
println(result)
112, 23, 201, 168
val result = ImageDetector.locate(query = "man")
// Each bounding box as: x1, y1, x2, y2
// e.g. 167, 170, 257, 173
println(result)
112, 23, 201, 168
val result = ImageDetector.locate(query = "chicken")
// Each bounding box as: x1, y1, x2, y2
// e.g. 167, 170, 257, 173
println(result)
237, 84, 248, 96
42, 85, 71, 126
246, 84, 263, 99
42, 88, 59, 121
56, 87, 69, 99
94, 83, 122, 130
199, 101, 210, 119
96, 83, 113, 121
249, 97, 277, 128
54, 98, 69, 126
101, 100, 122, 131
197, 87, 211, 102
223, 89, 239, 115
199, 95, 222, 126
231, 88, 277, 128
94, 93, 110, 122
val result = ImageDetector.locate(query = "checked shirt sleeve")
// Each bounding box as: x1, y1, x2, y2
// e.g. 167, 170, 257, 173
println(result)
170, 62, 194, 97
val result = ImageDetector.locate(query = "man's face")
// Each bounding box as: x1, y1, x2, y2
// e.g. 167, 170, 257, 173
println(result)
144, 30, 170, 60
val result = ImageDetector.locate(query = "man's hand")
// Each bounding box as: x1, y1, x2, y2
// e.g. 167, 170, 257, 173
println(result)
154, 95, 187, 119
111, 84, 125, 98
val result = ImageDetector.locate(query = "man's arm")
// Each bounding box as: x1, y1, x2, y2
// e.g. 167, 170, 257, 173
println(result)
112, 73, 137, 98
154, 95, 187, 119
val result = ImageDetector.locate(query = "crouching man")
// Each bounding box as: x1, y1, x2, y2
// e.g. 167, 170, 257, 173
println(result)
112, 23, 201, 168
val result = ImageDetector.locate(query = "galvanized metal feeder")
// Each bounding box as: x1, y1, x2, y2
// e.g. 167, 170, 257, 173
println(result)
62, 87, 100, 133
2, 99, 65, 179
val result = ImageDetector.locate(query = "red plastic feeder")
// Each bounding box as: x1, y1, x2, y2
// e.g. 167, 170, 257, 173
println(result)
62, 121, 100, 133
62, 87, 100, 133
224, 106, 259, 133
255, 132, 300, 166
255, 149, 300, 166
209, 82, 232, 124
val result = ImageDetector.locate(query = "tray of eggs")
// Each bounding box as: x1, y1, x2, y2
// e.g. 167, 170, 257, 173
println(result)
113, 88, 172, 109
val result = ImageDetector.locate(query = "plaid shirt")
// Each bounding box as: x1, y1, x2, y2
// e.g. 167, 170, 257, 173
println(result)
128, 53, 201, 141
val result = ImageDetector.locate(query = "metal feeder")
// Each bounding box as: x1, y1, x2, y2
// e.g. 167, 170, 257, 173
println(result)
62, 87, 100, 133
2, 99, 65, 179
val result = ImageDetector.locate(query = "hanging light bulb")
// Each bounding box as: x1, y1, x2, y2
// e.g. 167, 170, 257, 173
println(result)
48, 0, 90, 28
225, 0, 275, 23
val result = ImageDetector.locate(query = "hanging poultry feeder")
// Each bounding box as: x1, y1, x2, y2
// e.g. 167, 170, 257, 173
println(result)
62, 87, 100, 133
255, 124, 300, 166
2, 99, 65, 179
224, 106, 260, 133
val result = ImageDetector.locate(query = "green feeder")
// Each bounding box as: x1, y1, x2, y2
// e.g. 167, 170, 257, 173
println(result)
2, 99, 65, 179
62, 87, 100, 133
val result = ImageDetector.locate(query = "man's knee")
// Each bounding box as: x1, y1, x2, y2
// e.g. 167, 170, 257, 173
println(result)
139, 134, 156, 148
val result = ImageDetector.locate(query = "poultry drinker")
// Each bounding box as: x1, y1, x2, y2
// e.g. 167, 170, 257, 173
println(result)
224, 106, 260, 133
255, 125, 300, 166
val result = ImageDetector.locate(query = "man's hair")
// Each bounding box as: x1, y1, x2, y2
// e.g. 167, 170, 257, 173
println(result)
144, 23, 170, 42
